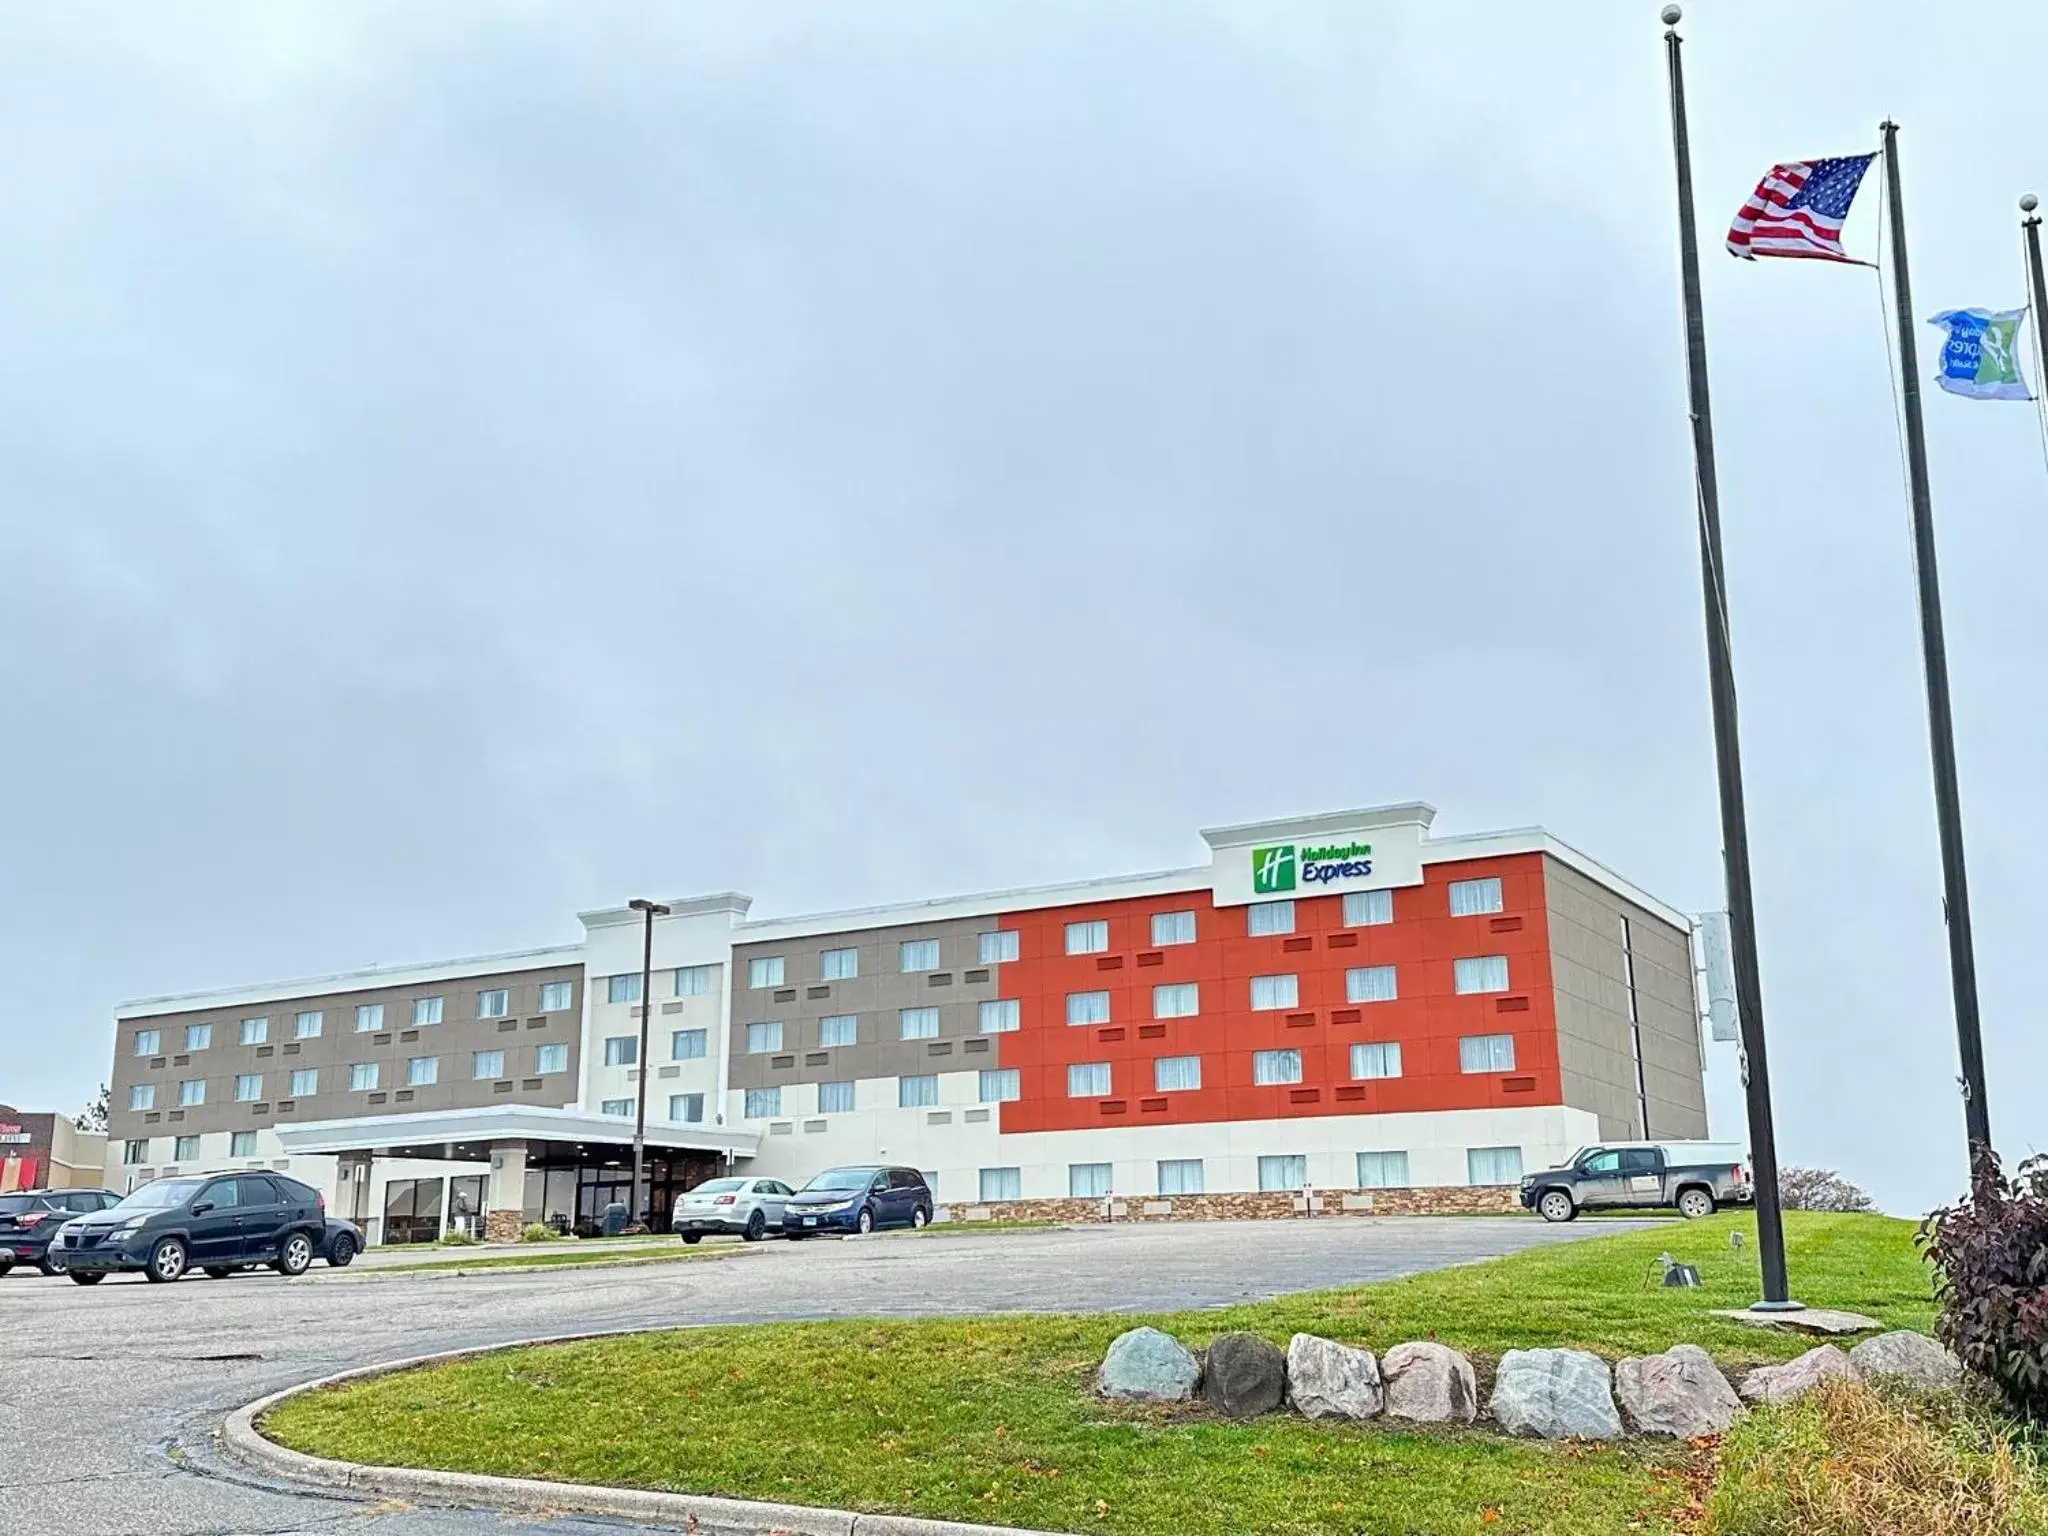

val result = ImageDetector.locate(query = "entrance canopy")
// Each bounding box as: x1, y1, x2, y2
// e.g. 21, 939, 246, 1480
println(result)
273, 1103, 760, 1165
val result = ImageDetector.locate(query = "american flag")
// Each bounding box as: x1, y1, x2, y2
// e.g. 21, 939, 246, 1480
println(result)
1726, 154, 1876, 262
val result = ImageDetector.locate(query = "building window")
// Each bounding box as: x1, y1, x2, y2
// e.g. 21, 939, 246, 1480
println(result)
899, 939, 941, 973
535, 1043, 568, 1074
234, 1073, 262, 1102
1250, 974, 1299, 1011
1252, 1048, 1303, 1085
540, 981, 575, 1012
604, 1035, 639, 1066
606, 974, 641, 1006
185, 1023, 212, 1052
744, 1087, 781, 1119
601, 1098, 633, 1117
238, 1017, 267, 1046
1247, 900, 1295, 936
354, 1004, 383, 1033
231, 1130, 258, 1159
1069, 1163, 1113, 1198
748, 956, 785, 990
1067, 1061, 1111, 1098
1065, 920, 1109, 955
821, 947, 859, 980
1150, 910, 1196, 947
134, 1029, 160, 1057
817, 1015, 857, 1048
1152, 982, 1199, 1019
1350, 1042, 1403, 1080
1343, 888, 1394, 927
472, 1050, 505, 1080
979, 1167, 1021, 1202
1449, 877, 1505, 917
294, 1011, 323, 1040
1153, 1055, 1202, 1092
979, 930, 1019, 964
1358, 1150, 1411, 1188
898, 1074, 939, 1108
669, 1092, 706, 1123
477, 989, 510, 1019
1065, 991, 1110, 1026
128, 1083, 155, 1111
978, 1068, 1020, 1103
123, 1138, 149, 1166
412, 996, 444, 1026
896, 1007, 938, 1040
1453, 955, 1511, 995
178, 1079, 205, 1107
1258, 1154, 1308, 1192
745, 1022, 783, 1055
406, 1056, 438, 1087
1469, 1146, 1525, 1186
174, 1135, 201, 1163
349, 1062, 379, 1091
1346, 965, 1398, 1004
672, 1027, 709, 1059
674, 966, 712, 998
288, 1068, 318, 1097
1158, 1158, 1205, 1195
817, 1081, 855, 1113
1459, 1033, 1517, 1073
978, 999, 1019, 1034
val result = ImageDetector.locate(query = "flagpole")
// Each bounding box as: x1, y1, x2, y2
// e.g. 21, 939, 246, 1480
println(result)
1661, 5, 1798, 1310
2022, 194, 2048, 398
1879, 121, 1992, 1162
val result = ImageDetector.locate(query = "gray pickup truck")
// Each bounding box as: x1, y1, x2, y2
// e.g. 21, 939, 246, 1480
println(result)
1519, 1141, 1753, 1223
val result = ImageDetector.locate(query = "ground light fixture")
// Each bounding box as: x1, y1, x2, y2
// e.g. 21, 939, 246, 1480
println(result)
626, 898, 671, 1227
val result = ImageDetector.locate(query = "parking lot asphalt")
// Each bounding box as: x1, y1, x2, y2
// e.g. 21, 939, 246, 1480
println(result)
0, 1215, 1653, 1536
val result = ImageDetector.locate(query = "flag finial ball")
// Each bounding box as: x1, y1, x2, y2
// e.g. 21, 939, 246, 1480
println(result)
1661, 4, 1682, 23
2023, 193, 2040, 214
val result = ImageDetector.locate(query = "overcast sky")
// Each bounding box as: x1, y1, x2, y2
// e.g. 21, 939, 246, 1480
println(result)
3, 2, 2043, 1216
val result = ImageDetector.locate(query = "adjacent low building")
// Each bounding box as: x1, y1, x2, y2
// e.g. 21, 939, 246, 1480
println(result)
102, 803, 1707, 1240
0, 1106, 107, 1193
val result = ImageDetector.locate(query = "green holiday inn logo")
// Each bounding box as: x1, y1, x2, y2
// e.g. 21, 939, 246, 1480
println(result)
1251, 845, 1297, 894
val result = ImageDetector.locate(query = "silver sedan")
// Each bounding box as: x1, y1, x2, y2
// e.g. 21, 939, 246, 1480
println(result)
670, 1177, 793, 1242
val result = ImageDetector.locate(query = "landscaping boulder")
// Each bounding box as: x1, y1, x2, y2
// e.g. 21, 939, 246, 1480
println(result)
1739, 1344, 1859, 1405
1098, 1327, 1201, 1403
1490, 1348, 1623, 1440
1614, 1344, 1744, 1438
1848, 1330, 1961, 1390
1202, 1331, 1286, 1418
1285, 1334, 1382, 1420
1380, 1341, 1478, 1425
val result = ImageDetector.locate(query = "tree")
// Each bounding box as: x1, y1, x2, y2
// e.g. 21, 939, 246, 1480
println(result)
76, 1082, 108, 1133
1777, 1165, 1874, 1213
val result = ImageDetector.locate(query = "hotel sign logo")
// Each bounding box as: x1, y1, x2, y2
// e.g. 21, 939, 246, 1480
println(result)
1251, 845, 1296, 894
1252, 842, 1375, 894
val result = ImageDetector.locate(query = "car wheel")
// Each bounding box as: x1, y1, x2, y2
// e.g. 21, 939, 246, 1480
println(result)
855, 1207, 875, 1235
328, 1233, 357, 1267
1677, 1188, 1716, 1220
275, 1232, 314, 1277
0, 1261, 12, 1278
1537, 1190, 1577, 1224
911, 1206, 930, 1229
681, 1232, 702, 1245
743, 1210, 766, 1243
69, 1271, 103, 1286
146, 1238, 188, 1283
39, 1248, 68, 1277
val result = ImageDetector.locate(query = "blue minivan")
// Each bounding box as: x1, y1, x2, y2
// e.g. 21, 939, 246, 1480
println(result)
783, 1165, 933, 1238
59, 1172, 327, 1284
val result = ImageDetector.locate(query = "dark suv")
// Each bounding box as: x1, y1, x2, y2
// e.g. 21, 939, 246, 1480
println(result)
0, 1189, 121, 1276
59, 1172, 327, 1284
783, 1165, 933, 1238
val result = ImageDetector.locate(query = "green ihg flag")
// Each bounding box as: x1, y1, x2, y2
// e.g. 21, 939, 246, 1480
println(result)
1927, 307, 2033, 401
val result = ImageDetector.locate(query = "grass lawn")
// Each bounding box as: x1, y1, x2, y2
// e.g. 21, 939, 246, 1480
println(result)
267, 1212, 1934, 1536
348, 1246, 746, 1276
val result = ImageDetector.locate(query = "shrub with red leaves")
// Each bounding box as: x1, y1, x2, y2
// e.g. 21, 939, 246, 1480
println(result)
1919, 1149, 2048, 1420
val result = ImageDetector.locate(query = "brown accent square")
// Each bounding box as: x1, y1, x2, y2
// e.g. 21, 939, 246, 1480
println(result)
393, 1090, 412, 1103
964, 968, 990, 983
1330, 1008, 1362, 1025
773, 988, 797, 1003
255, 1045, 274, 1058
927, 1041, 954, 1056
493, 1081, 513, 1094
1503, 1075, 1536, 1092
1490, 915, 1525, 933
771, 1055, 795, 1069
1285, 1012, 1317, 1028
1335, 1085, 1365, 1101
374, 1032, 393, 1044
928, 972, 952, 987
520, 1079, 542, 1091
1095, 955, 1124, 971
963, 1038, 991, 1054
497, 1019, 518, 1033
400, 1029, 419, 1042
1282, 936, 1314, 953
1097, 1026, 1126, 1043
1327, 932, 1359, 949
1138, 1023, 1167, 1039
1140, 1097, 1168, 1113
1099, 1100, 1128, 1116
1136, 951, 1164, 967
1288, 1087, 1321, 1104
804, 1052, 830, 1066
1496, 996, 1531, 1013
806, 986, 831, 999
367, 1093, 387, 1104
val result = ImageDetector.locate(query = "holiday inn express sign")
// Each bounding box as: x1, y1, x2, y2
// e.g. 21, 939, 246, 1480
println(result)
1205, 805, 1431, 907
1250, 842, 1376, 893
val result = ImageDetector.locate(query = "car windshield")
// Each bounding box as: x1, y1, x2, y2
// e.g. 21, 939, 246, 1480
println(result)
0, 1194, 38, 1216
114, 1179, 203, 1210
803, 1168, 876, 1192
693, 1179, 745, 1194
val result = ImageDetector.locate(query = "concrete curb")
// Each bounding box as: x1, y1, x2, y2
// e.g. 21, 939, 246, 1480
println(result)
218, 1329, 1064, 1536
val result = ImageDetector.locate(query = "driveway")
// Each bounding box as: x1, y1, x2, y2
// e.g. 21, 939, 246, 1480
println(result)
0, 1216, 1651, 1536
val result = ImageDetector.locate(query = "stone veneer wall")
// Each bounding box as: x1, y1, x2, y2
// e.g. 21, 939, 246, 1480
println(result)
951, 1185, 1521, 1225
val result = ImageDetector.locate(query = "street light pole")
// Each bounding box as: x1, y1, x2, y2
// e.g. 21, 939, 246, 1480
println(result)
627, 898, 670, 1227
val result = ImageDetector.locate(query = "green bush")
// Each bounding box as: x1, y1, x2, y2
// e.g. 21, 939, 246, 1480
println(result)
437, 1230, 480, 1247
520, 1223, 560, 1243
1922, 1149, 2048, 1420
